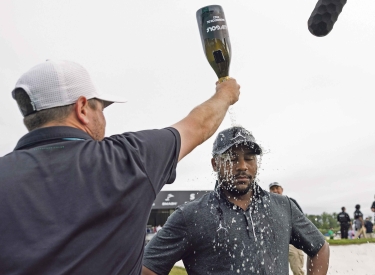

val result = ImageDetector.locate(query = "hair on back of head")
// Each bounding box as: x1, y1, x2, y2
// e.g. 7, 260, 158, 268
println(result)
14, 88, 98, 131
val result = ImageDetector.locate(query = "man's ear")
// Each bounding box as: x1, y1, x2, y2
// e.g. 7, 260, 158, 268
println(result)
211, 157, 218, 172
74, 96, 90, 125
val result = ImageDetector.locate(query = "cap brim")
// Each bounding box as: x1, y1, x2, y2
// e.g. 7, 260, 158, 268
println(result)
95, 93, 127, 108
215, 141, 262, 156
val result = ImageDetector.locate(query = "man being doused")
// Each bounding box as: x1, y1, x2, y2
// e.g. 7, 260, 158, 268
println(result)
142, 126, 329, 275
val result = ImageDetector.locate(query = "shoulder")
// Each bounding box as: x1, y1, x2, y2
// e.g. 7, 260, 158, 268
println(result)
268, 191, 291, 206
106, 128, 180, 144
267, 192, 305, 218
288, 197, 303, 213
101, 128, 181, 164
288, 197, 298, 205
266, 192, 294, 215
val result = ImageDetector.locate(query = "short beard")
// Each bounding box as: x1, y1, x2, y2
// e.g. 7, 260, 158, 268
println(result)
218, 176, 254, 196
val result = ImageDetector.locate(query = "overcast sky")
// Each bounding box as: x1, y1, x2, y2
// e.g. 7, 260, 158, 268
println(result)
1, 0, 374, 217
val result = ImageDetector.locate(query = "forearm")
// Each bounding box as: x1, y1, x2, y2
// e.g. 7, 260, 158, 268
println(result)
142, 266, 158, 275
172, 79, 239, 161
306, 242, 329, 275
184, 94, 229, 140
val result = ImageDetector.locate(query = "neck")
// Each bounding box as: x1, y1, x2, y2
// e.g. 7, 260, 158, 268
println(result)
41, 117, 82, 130
221, 189, 253, 210
40, 116, 90, 137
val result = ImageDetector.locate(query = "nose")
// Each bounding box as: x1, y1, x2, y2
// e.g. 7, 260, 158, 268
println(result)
236, 157, 248, 171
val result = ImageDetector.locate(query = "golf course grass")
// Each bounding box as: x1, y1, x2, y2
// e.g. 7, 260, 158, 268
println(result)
327, 238, 375, 245
169, 266, 187, 275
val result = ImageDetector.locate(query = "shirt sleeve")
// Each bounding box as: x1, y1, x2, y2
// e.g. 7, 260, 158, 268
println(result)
289, 197, 303, 213
288, 199, 326, 258
109, 127, 181, 194
143, 208, 192, 275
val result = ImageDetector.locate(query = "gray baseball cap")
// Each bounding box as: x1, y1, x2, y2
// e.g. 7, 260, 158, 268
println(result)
269, 182, 282, 189
212, 126, 262, 156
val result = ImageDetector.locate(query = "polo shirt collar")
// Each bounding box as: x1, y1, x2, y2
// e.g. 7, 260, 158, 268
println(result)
14, 126, 92, 150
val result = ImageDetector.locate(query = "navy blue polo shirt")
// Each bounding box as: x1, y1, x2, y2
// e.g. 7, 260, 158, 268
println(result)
0, 126, 180, 275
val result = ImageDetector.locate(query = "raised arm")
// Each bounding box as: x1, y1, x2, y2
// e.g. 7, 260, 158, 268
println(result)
172, 78, 240, 161
306, 242, 330, 275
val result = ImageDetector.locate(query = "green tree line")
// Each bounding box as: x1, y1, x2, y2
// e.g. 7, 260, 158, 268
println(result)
305, 212, 340, 230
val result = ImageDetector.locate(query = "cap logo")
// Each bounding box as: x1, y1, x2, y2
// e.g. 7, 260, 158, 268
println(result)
230, 131, 248, 141
212, 127, 262, 156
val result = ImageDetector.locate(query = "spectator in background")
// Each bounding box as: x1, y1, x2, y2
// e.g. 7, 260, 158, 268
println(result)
337, 207, 351, 239
354, 204, 366, 239
327, 228, 334, 240
371, 196, 375, 222
364, 217, 373, 239
348, 226, 354, 239
269, 182, 305, 275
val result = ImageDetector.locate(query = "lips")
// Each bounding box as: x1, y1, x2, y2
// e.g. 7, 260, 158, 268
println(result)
234, 175, 251, 184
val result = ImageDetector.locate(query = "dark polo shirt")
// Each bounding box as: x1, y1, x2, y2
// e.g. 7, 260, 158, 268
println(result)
143, 186, 325, 275
0, 126, 180, 275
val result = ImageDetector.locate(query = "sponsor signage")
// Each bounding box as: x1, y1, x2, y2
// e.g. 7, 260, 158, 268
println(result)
152, 190, 210, 209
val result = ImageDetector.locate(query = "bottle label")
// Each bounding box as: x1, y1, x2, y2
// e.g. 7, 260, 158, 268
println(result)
201, 11, 229, 39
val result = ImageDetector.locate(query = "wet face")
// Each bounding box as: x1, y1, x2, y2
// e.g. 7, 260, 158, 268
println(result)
269, 186, 283, 195
212, 144, 258, 196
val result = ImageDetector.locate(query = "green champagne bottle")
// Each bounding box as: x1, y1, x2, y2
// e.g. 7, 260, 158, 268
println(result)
196, 5, 231, 82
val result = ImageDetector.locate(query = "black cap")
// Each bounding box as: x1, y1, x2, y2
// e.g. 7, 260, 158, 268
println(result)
212, 126, 262, 156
